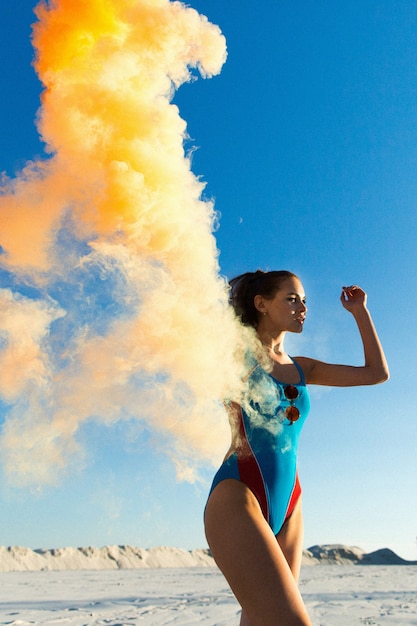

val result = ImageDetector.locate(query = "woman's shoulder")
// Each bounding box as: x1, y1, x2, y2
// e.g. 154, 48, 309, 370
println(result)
291, 356, 316, 378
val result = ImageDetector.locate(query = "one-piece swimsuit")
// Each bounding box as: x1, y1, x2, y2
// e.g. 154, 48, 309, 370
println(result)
208, 356, 310, 535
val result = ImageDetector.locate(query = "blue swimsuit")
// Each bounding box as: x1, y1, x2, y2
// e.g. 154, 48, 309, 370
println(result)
208, 356, 310, 535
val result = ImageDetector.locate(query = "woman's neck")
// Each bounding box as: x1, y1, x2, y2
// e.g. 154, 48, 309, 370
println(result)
257, 330, 287, 357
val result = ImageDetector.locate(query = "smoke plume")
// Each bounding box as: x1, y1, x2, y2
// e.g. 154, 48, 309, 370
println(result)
0, 0, 248, 486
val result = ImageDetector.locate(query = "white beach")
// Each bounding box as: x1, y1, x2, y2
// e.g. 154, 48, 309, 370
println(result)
1, 546, 417, 625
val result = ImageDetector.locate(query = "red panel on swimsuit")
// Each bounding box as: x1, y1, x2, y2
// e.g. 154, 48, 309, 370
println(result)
234, 403, 270, 524
285, 472, 301, 522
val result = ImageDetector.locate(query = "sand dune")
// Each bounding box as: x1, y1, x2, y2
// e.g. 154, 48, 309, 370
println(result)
1, 544, 416, 572
0, 545, 214, 572
304, 544, 417, 566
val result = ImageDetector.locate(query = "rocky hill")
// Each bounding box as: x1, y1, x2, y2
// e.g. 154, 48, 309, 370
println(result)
0, 544, 416, 572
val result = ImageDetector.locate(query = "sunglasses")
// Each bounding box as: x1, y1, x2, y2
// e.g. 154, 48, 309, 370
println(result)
283, 385, 300, 425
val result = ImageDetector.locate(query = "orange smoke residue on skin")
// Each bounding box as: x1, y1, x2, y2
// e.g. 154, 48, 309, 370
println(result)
0, 0, 248, 486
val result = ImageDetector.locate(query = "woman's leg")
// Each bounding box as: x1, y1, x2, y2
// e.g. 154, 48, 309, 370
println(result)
277, 496, 305, 582
238, 496, 306, 625
204, 480, 311, 626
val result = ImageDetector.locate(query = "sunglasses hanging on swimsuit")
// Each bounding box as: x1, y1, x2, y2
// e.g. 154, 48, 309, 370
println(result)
283, 385, 300, 425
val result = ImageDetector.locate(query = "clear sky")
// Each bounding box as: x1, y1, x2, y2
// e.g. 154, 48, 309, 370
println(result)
0, 0, 416, 561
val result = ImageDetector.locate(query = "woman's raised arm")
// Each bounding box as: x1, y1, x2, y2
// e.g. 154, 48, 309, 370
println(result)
296, 286, 389, 387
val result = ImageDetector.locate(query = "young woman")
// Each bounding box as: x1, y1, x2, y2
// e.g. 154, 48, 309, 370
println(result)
204, 270, 389, 626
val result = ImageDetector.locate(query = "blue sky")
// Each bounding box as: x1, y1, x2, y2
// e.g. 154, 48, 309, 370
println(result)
1, 0, 416, 560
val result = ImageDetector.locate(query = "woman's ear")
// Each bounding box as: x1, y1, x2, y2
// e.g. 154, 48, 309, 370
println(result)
254, 294, 266, 314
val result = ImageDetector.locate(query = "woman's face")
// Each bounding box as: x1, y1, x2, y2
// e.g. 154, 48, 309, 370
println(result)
255, 277, 307, 333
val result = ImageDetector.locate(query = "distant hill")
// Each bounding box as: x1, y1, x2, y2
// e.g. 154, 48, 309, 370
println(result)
303, 544, 417, 566
0, 544, 416, 572
0, 545, 214, 572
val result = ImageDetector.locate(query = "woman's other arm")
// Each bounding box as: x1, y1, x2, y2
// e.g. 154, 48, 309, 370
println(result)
297, 286, 389, 387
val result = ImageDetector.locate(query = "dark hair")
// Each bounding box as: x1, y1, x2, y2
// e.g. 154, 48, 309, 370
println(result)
229, 270, 298, 328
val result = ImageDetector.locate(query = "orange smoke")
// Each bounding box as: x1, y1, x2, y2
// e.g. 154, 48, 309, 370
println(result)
0, 0, 247, 486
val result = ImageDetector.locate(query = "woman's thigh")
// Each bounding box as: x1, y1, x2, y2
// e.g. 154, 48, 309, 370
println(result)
204, 480, 311, 626
277, 496, 305, 582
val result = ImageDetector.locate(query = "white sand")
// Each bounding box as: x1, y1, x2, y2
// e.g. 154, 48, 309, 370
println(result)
1, 546, 417, 625
1, 566, 417, 625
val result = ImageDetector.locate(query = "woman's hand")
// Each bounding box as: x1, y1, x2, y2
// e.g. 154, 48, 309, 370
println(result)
340, 285, 367, 313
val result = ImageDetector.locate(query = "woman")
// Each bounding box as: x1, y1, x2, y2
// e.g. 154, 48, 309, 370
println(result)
204, 270, 389, 626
